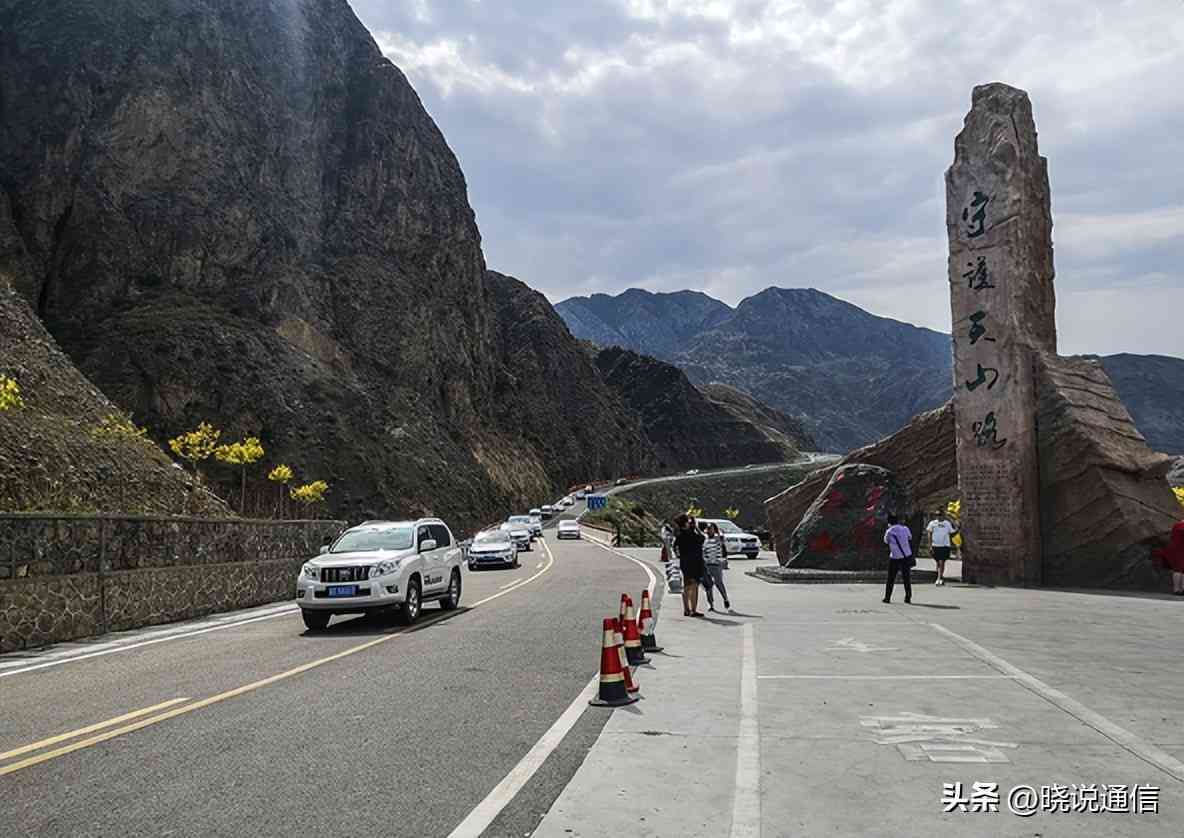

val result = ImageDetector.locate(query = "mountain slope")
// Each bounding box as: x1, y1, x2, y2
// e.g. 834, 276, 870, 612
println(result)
0, 0, 650, 529
559, 286, 952, 451
593, 347, 810, 470
556, 289, 733, 360
1098, 354, 1184, 455
0, 279, 226, 515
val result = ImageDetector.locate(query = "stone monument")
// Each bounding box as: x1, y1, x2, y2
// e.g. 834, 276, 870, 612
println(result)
946, 83, 1056, 586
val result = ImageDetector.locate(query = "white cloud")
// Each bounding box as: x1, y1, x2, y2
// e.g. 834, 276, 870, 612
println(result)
350, 0, 1184, 358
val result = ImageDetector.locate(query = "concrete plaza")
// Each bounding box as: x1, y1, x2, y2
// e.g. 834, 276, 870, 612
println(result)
535, 550, 1184, 837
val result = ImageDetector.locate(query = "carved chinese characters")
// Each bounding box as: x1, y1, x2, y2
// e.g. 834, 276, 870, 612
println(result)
946, 84, 1057, 586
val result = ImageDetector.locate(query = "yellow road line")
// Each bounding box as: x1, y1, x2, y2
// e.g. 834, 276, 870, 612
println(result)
2, 550, 557, 778
0, 698, 192, 762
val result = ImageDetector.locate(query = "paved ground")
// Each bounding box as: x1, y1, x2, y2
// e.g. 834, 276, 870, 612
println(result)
535, 552, 1184, 837
0, 508, 661, 838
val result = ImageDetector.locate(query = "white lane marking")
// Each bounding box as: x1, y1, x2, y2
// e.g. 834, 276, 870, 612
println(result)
0, 605, 298, 680
535, 561, 544, 569
446, 677, 599, 838
759, 674, 1019, 680
470, 544, 555, 608
445, 533, 654, 838
829, 637, 898, 653
930, 622, 1184, 782
731, 622, 761, 838
580, 535, 658, 597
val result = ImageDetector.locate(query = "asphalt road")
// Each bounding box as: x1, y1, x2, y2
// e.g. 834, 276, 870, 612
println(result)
0, 507, 661, 838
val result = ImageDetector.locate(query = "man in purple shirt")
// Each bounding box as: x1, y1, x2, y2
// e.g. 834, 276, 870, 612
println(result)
882, 515, 913, 604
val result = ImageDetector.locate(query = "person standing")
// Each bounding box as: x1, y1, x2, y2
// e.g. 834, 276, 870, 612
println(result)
926, 508, 958, 586
882, 515, 914, 604
659, 521, 674, 563
701, 522, 731, 612
674, 513, 706, 617
1152, 520, 1184, 595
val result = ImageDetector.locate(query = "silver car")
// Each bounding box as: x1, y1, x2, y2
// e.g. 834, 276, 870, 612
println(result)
468, 529, 519, 569
499, 522, 532, 552
508, 514, 541, 539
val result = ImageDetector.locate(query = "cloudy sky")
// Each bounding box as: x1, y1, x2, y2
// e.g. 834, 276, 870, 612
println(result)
351, 0, 1183, 357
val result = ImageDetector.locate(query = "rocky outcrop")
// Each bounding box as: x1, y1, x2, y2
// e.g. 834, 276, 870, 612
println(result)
785, 464, 907, 570
593, 347, 807, 471
766, 403, 956, 563
0, 280, 226, 515
0, 0, 656, 530
1036, 354, 1181, 588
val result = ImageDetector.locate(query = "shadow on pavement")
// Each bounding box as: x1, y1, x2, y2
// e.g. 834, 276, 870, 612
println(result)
905, 602, 961, 610
301, 607, 472, 638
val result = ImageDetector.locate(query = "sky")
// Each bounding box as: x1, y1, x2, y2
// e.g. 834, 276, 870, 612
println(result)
350, 0, 1184, 357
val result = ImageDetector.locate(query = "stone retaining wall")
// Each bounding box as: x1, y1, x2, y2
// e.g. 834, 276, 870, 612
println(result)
0, 514, 345, 652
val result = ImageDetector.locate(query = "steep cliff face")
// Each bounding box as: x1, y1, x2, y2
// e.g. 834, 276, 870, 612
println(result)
0, 0, 630, 529
594, 347, 807, 470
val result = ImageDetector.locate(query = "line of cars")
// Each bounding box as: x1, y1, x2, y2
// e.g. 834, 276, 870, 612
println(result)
295, 490, 594, 631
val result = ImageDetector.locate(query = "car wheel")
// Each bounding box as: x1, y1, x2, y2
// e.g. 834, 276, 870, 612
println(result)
440, 569, 462, 610
301, 609, 331, 631
396, 577, 421, 625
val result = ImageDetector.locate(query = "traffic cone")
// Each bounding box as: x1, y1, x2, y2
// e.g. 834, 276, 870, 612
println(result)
637, 589, 663, 652
590, 618, 637, 707
621, 597, 650, 666
619, 592, 629, 626
612, 618, 639, 694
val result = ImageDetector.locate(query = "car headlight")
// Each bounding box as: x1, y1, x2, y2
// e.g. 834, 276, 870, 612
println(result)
370, 559, 403, 578
302, 563, 319, 580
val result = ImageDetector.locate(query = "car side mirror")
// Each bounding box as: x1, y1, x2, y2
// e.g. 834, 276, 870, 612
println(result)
419, 538, 438, 553
319, 543, 330, 554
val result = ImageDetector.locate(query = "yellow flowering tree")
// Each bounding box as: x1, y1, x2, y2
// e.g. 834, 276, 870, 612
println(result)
214, 436, 265, 514
268, 464, 294, 518
168, 422, 220, 481
724, 507, 740, 521
1173, 487, 1184, 510
0, 376, 24, 411
686, 504, 704, 518
291, 480, 329, 518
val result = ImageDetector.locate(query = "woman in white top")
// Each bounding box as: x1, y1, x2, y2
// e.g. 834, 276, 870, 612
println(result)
701, 522, 731, 612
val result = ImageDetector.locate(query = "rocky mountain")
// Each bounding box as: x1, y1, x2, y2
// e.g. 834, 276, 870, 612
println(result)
0, 280, 226, 515
1098, 355, 1184, 455
0, 0, 658, 530
697, 383, 815, 457
559, 287, 952, 451
559, 287, 1184, 456
558, 290, 733, 360
592, 347, 812, 470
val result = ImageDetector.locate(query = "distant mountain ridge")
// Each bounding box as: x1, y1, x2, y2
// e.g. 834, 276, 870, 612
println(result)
557, 287, 953, 451
557, 287, 1184, 455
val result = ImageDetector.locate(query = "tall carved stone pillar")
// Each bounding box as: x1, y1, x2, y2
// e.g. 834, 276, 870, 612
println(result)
946, 83, 1056, 586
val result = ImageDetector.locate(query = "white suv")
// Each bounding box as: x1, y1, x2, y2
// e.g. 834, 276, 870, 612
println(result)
296, 519, 464, 631
698, 519, 762, 559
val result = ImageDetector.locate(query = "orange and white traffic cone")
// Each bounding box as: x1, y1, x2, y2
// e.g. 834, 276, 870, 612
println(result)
621, 597, 650, 666
612, 618, 640, 694
619, 593, 629, 626
637, 589, 663, 653
589, 618, 638, 707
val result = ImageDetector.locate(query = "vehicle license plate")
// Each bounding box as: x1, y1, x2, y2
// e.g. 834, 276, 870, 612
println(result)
328, 585, 356, 597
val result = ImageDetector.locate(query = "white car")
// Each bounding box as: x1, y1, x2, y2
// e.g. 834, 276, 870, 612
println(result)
698, 518, 761, 559
499, 522, 532, 551
468, 529, 519, 569
540, 505, 556, 519
574, 490, 586, 500
556, 519, 581, 540
507, 514, 540, 539
297, 519, 463, 630
685, 469, 700, 475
